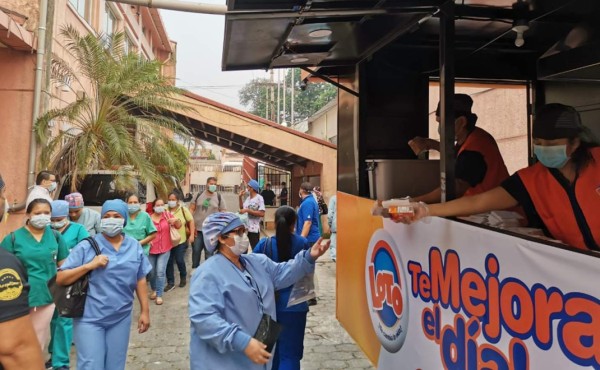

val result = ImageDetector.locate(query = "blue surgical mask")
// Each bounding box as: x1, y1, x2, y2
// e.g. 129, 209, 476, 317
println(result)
154, 206, 165, 214
128, 204, 141, 214
30, 214, 51, 229
100, 218, 125, 237
533, 144, 569, 169
48, 181, 57, 192
208, 184, 217, 193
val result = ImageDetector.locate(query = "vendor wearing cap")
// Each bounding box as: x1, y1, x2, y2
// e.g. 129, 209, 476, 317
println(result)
408, 94, 510, 202
57, 199, 152, 370
238, 179, 266, 249
189, 212, 330, 370
398, 103, 600, 251
65, 192, 101, 236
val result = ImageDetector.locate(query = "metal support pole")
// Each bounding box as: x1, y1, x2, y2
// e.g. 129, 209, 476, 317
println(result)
526, 81, 533, 165
439, 1, 456, 202
301, 66, 359, 97
108, 0, 226, 14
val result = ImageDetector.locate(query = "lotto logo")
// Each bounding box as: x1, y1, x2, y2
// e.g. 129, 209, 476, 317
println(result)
365, 230, 409, 353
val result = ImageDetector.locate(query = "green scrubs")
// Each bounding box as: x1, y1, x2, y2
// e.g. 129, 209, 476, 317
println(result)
49, 222, 90, 368
123, 211, 157, 255
0, 227, 69, 307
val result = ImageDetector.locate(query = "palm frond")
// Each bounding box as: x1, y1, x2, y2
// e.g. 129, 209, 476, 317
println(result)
38, 26, 191, 191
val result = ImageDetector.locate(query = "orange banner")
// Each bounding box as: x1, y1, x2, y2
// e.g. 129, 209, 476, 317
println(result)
336, 192, 381, 365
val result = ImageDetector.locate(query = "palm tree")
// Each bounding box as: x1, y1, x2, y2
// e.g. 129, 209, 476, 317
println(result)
35, 25, 191, 195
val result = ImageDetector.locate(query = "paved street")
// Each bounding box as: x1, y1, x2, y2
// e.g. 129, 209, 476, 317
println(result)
70, 247, 374, 370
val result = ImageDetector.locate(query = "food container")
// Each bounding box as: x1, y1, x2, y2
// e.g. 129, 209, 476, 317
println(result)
382, 199, 414, 220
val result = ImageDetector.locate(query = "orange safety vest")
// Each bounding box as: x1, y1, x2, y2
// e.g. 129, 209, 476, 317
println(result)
517, 147, 600, 250
458, 127, 510, 196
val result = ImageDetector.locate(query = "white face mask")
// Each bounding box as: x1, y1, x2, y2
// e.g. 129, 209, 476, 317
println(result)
30, 214, 51, 229
230, 234, 250, 256
168, 201, 178, 208
154, 206, 165, 214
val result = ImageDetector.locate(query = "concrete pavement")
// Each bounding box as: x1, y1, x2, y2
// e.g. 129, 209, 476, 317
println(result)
70, 249, 374, 369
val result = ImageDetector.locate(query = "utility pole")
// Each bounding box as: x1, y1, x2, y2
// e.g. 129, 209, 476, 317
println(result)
270, 70, 275, 121
291, 68, 295, 126
265, 86, 269, 119
282, 69, 287, 126
276, 69, 281, 124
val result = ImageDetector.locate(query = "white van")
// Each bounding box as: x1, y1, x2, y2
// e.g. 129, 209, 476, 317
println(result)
57, 170, 183, 212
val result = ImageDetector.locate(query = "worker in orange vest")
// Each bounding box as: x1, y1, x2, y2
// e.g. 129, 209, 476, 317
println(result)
399, 103, 600, 251
409, 94, 509, 203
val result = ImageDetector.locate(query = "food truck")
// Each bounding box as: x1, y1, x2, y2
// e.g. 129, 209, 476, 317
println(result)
221, 0, 600, 368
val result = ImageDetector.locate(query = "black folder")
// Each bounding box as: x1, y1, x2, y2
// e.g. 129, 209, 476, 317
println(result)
253, 313, 283, 353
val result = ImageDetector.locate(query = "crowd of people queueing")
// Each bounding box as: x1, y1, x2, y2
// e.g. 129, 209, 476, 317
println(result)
0, 172, 338, 370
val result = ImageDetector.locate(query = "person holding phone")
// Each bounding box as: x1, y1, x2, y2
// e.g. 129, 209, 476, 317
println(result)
253, 206, 312, 370
189, 212, 329, 370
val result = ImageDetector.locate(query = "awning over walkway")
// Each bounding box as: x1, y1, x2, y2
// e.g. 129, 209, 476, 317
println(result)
173, 91, 336, 169
162, 91, 338, 196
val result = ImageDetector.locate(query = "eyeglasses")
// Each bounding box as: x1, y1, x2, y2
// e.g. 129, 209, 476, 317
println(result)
225, 228, 247, 237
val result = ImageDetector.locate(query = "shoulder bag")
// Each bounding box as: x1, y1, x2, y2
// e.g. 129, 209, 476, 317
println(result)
166, 211, 182, 246
47, 236, 101, 318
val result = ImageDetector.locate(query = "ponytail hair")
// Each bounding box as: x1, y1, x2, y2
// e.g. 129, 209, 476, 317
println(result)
274, 206, 297, 262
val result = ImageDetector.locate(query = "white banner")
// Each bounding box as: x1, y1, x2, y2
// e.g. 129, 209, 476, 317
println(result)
366, 217, 600, 370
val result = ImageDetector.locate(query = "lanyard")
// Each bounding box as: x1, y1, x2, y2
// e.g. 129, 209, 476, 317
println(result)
221, 254, 265, 313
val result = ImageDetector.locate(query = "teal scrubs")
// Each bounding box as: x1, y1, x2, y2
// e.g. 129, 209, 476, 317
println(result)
60, 233, 152, 370
50, 222, 89, 369
123, 211, 156, 255
0, 227, 69, 307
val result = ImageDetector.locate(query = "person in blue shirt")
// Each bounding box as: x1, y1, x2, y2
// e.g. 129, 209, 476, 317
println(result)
48, 200, 89, 370
56, 199, 152, 370
296, 182, 321, 245
189, 212, 330, 370
253, 206, 311, 370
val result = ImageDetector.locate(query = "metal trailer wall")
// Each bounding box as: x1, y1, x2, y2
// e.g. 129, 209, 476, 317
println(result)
337, 55, 430, 198
542, 81, 600, 140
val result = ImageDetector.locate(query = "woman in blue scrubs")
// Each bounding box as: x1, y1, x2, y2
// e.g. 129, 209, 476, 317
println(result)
57, 199, 152, 370
253, 206, 311, 370
189, 212, 330, 370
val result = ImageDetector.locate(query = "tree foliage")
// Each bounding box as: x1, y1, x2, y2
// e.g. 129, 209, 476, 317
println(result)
35, 25, 191, 195
238, 68, 337, 124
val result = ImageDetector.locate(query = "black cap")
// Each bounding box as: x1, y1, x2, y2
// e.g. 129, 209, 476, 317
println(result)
435, 94, 474, 117
533, 103, 583, 140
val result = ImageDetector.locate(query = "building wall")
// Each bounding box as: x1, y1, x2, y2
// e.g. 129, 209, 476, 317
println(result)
306, 105, 338, 144
427, 85, 529, 175
0, 48, 35, 228
0, 0, 174, 234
